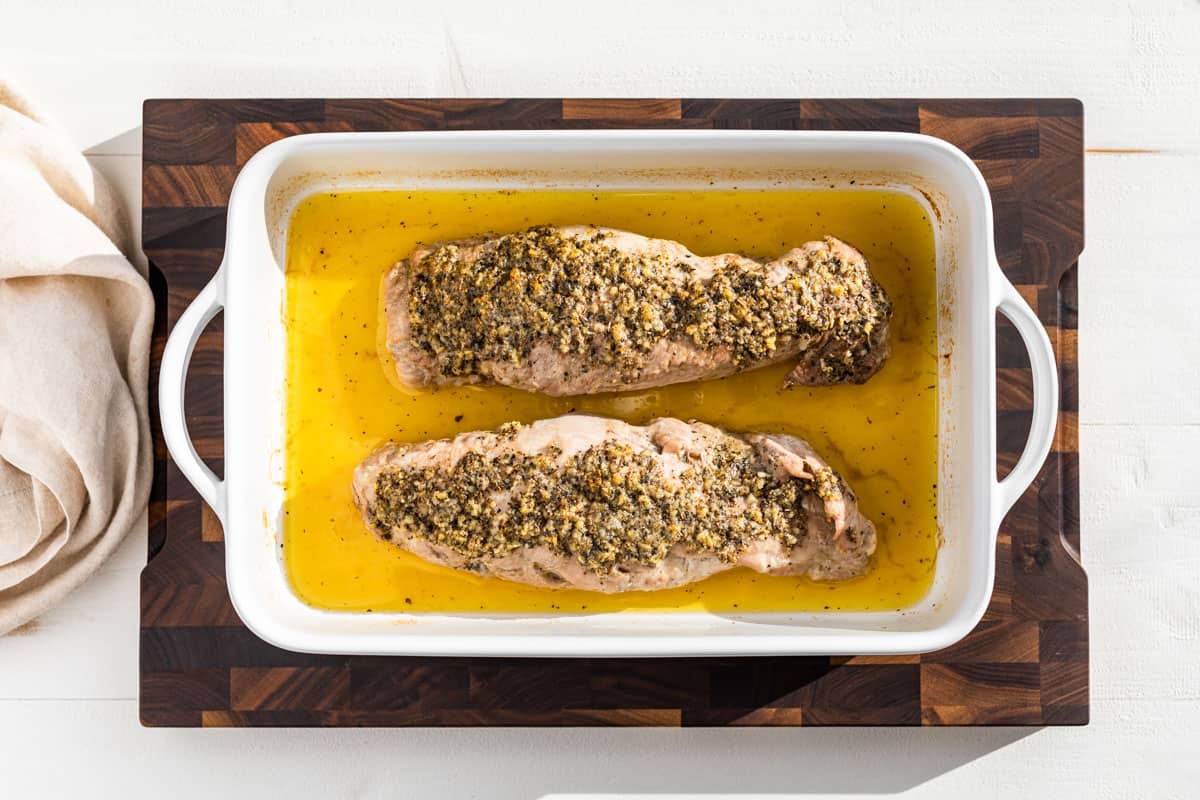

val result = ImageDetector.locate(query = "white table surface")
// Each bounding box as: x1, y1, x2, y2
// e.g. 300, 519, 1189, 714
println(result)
2, 1, 1198, 797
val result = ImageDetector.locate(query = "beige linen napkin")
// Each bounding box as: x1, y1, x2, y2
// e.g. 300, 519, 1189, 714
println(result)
0, 82, 153, 634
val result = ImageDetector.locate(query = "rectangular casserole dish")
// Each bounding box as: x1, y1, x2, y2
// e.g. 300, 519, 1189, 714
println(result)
159, 130, 1057, 657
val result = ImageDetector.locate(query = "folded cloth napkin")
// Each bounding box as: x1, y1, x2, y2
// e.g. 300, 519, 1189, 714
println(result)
0, 82, 153, 634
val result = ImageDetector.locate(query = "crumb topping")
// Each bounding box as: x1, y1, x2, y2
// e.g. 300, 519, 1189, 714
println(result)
370, 431, 847, 575
406, 226, 890, 381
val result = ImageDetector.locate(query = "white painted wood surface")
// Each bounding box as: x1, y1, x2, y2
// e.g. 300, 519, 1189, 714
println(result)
1, 0, 1198, 796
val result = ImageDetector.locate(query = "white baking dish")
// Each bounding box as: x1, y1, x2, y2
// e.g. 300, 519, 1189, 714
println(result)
159, 130, 1057, 657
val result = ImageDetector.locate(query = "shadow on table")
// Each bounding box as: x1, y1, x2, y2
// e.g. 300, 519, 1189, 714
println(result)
525, 726, 1037, 797
154, 718, 1036, 796
86, 126, 142, 156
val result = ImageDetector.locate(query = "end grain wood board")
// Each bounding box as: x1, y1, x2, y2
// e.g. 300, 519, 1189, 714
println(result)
141, 98, 1087, 727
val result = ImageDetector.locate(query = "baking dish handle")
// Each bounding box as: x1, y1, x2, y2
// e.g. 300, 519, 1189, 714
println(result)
994, 278, 1059, 518
159, 267, 226, 520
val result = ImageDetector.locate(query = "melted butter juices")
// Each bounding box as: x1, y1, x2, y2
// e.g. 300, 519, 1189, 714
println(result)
284, 190, 939, 613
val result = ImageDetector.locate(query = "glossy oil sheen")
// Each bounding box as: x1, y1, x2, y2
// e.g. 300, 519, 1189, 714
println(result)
283, 189, 939, 613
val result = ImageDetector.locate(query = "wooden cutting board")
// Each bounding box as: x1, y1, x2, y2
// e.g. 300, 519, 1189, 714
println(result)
141, 98, 1086, 727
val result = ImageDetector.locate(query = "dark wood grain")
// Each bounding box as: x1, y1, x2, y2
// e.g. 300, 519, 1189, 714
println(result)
231, 667, 350, 711
141, 97, 1087, 727
562, 98, 681, 119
